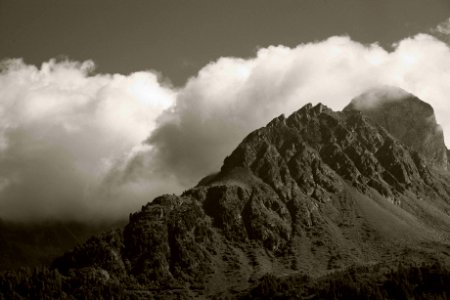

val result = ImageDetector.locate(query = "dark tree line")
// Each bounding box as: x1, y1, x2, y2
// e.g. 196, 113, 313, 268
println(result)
0, 261, 449, 299
244, 262, 450, 300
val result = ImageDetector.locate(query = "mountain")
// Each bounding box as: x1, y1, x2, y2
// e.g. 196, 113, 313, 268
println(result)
344, 86, 448, 170
1, 87, 450, 299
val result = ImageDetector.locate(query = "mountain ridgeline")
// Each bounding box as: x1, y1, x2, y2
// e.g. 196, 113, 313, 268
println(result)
1, 87, 450, 299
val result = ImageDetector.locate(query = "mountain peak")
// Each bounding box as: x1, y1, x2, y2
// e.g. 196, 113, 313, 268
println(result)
345, 86, 448, 169
295, 102, 333, 115
5, 89, 450, 298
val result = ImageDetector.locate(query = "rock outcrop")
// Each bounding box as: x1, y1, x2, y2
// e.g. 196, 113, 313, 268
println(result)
345, 86, 448, 170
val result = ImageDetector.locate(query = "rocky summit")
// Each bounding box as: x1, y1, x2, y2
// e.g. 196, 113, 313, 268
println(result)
345, 86, 448, 170
2, 87, 450, 299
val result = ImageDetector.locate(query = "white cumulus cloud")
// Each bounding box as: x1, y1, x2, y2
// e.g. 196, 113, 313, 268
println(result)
147, 34, 450, 191
0, 59, 176, 220
2, 31, 450, 221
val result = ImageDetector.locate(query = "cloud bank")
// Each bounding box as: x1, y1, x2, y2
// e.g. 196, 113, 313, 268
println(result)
2, 32, 450, 221
0, 59, 175, 220
148, 34, 450, 190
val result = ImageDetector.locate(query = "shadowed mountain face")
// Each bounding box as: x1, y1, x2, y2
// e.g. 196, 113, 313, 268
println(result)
345, 86, 449, 170
2, 88, 450, 298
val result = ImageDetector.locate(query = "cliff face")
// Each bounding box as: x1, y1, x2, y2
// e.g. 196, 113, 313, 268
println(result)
345, 86, 448, 170
47, 92, 450, 298
448, 149, 450, 170
221, 102, 433, 199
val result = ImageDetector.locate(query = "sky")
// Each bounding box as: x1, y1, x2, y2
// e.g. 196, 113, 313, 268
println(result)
1, 0, 450, 85
0, 0, 450, 221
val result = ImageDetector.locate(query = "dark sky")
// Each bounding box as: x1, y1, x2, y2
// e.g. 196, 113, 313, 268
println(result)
0, 0, 449, 85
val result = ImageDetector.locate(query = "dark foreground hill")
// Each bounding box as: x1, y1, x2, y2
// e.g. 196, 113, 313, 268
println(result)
0, 220, 125, 271
1, 87, 450, 299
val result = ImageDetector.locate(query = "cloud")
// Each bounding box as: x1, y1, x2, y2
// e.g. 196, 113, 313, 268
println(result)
434, 18, 450, 35
2, 32, 450, 221
147, 34, 450, 190
0, 59, 176, 221
347, 85, 412, 110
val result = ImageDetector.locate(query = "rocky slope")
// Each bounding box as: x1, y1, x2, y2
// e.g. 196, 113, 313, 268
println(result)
345, 86, 448, 170
2, 88, 450, 299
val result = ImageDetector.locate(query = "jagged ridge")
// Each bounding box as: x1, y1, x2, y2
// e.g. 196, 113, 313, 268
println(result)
47, 96, 450, 298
